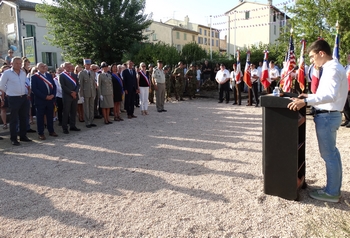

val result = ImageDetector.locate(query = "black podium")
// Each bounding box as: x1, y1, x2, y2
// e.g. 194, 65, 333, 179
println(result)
261, 93, 306, 200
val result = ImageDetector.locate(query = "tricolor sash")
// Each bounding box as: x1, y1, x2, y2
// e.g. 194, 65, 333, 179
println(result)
139, 70, 150, 86
35, 72, 53, 89
62, 71, 76, 86
112, 73, 124, 93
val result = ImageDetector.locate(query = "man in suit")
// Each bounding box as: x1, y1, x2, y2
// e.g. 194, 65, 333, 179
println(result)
31, 63, 57, 140
79, 59, 97, 128
59, 62, 81, 134
121, 60, 139, 119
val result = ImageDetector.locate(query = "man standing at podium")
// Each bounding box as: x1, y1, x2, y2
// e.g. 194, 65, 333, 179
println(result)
288, 40, 348, 203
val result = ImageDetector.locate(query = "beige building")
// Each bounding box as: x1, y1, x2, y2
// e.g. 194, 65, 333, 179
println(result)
166, 16, 220, 53
225, 0, 289, 56
143, 21, 198, 52
0, 0, 63, 69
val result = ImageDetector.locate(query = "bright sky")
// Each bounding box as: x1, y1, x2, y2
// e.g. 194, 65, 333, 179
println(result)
144, 0, 295, 26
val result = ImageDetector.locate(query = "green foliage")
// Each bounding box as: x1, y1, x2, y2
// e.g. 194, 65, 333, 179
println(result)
181, 42, 207, 65
36, 0, 151, 65
122, 42, 181, 67
287, 0, 350, 64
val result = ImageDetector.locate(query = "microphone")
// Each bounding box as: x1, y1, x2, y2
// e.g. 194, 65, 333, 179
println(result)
282, 65, 299, 80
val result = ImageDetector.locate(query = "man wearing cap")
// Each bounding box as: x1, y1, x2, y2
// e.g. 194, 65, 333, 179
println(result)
148, 63, 155, 104
79, 59, 97, 128
215, 63, 230, 103
59, 62, 81, 134
185, 64, 197, 100
164, 65, 172, 101
153, 60, 167, 112
173, 61, 185, 101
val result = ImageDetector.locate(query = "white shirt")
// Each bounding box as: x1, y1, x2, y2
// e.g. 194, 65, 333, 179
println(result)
306, 59, 348, 111
257, 66, 262, 78
0, 68, 27, 96
196, 69, 201, 80
269, 68, 280, 79
251, 69, 259, 83
216, 69, 230, 83
54, 76, 63, 98
230, 70, 241, 84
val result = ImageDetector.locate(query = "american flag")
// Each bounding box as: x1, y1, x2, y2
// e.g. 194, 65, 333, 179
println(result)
236, 50, 242, 84
243, 50, 252, 88
333, 21, 340, 62
297, 39, 306, 91
260, 50, 270, 89
282, 34, 296, 92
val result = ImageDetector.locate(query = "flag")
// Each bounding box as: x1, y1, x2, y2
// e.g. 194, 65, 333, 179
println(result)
309, 64, 321, 94
279, 53, 288, 88
297, 39, 306, 91
243, 50, 252, 88
235, 50, 242, 84
282, 34, 296, 92
260, 50, 270, 89
333, 21, 340, 62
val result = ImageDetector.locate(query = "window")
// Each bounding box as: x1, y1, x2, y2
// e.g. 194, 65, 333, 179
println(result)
42, 52, 57, 68
204, 29, 207, 36
152, 34, 157, 41
212, 39, 214, 46
216, 40, 219, 47
184, 33, 187, 40
176, 45, 181, 51
176, 32, 180, 39
245, 11, 250, 19
26, 25, 36, 37
10, 7, 14, 17
198, 37, 203, 44
274, 25, 276, 35
273, 11, 276, 22
211, 31, 214, 37
192, 35, 195, 42
204, 38, 207, 45
199, 28, 202, 35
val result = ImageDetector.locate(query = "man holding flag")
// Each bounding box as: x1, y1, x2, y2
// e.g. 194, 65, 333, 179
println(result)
260, 50, 270, 93
231, 50, 242, 105
288, 39, 348, 203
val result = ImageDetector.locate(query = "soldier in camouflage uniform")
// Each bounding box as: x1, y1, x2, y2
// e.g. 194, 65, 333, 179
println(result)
172, 61, 184, 101
163, 65, 172, 101
185, 64, 197, 99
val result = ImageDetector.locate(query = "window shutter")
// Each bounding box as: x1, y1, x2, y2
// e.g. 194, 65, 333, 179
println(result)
52, 52, 57, 68
42, 52, 47, 64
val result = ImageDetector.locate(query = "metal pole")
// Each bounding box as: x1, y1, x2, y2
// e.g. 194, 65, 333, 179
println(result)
233, 11, 236, 59
210, 15, 212, 60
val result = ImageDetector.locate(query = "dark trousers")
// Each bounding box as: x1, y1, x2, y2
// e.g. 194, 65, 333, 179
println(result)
56, 97, 63, 123
62, 96, 77, 130
248, 82, 260, 105
8, 95, 28, 141
219, 81, 230, 102
233, 83, 241, 104
36, 100, 54, 135
343, 92, 350, 121
125, 90, 136, 116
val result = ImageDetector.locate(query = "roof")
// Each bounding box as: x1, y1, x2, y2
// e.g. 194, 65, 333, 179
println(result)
1, 0, 36, 11
225, 1, 290, 19
152, 21, 199, 35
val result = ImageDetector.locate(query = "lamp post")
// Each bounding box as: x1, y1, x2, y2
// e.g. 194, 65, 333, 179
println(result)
210, 15, 212, 60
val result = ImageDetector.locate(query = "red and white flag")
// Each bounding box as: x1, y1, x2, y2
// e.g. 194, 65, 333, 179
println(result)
243, 50, 252, 88
235, 50, 242, 84
260, 50, 270, 89
297, 39, 306, 91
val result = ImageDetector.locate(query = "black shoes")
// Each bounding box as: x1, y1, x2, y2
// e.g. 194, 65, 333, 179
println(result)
11, 140, 20, 146
90, 124, 97, 127
158, 110, 162, 113
218, 101, 223, 103
63, 129, 69, 134
94, 115, 103, 119
341, 121, 349, 126
86, 125, 92, 128
27, 128, 36, 133
20, 136, 32, 142
162, 109, 167, 112
70, 127, 81, 131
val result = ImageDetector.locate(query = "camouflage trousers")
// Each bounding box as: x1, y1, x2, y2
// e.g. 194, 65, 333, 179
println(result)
187, 78, 197, 98
175, 79, 183, 99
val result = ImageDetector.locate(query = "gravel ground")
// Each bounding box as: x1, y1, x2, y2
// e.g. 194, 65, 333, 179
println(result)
0, 97, 349, 237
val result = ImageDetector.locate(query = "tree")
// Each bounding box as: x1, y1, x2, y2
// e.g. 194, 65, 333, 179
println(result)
288, 0, 350, 64
122, 42, 181, 67
36, 0, 151, 64
181, 42, 207, 65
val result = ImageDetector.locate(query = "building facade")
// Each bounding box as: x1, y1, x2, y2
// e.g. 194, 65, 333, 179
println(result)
143, 21, 198, 52
225, 0, 288, 56
165, 16, 220, 53
0, 0, 63, 69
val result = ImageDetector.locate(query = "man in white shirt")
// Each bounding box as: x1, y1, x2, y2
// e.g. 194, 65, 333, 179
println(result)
268, 61, 280, 92
0, 57, 32, 145
215, 63, 230, 103
250, 63, 260, 107
288, 40, 348, 203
